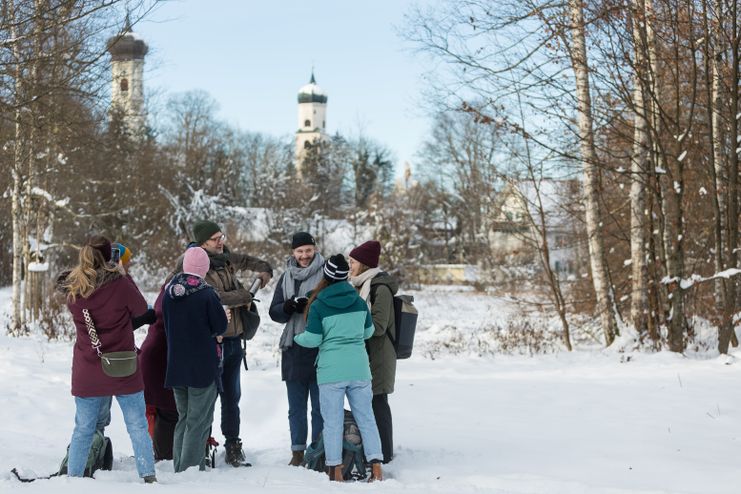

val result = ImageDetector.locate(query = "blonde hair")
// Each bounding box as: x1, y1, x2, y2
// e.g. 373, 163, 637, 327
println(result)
65, 236, 118, 301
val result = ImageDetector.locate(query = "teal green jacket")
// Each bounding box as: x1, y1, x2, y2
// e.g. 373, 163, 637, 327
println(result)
294, 281, 374, 385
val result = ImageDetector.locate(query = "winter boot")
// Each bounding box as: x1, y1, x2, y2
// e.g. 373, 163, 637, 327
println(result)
326, 464, 344, 482
368, 461, 383, 482
224, 439, 252, 467
288, 450, 304, 466
143, 475, 157, 484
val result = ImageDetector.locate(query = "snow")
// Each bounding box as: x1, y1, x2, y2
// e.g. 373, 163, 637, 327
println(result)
27, 262, 48, 272
678, 150, 687, 162
1, 285, 740, 493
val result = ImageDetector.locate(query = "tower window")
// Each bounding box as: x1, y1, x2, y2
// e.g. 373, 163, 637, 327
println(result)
323, 120, 325, 128
120, 78, 129, 92
304, 119, 311, 127
304, 141, 311, 149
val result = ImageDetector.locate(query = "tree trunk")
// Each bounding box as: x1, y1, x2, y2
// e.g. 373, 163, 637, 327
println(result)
8, 0, 26, 335
629, 0, 650, 338
719, 0, 740, 354
568, 0, 618, 346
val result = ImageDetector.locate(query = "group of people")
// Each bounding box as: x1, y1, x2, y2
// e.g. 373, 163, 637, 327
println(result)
56, 220, 398, 483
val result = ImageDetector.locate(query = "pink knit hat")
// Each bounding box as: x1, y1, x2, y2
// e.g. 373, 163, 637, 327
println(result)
183, 247, 210, 278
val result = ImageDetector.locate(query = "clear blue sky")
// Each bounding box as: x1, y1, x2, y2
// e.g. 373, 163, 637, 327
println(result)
134, 0, 435, 174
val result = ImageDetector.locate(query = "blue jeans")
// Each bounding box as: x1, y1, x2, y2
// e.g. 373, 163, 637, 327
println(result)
318, 380, 383, 466
68, 391, 155, 478
220, 337, 243, 444
286, 379, 323, 450
96, 396, 112, 433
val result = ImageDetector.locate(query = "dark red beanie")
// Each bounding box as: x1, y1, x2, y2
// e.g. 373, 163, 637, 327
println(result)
349, 240, 381, 268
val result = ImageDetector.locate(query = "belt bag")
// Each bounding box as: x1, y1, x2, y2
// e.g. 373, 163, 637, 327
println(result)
82, 308, 137, 378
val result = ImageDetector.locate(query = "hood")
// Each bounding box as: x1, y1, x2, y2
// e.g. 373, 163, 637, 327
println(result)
55, 267, 123, 295
370, 272, 399, 295
317, 281, 362, 310
166, 272, 209, 300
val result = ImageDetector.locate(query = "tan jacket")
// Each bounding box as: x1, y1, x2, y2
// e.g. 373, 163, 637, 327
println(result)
175, 249, 272, 338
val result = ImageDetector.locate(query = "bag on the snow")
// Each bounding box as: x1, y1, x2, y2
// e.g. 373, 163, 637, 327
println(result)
371, 285, 419, 359
59, 429, 114, 477
302, 410, 368, 480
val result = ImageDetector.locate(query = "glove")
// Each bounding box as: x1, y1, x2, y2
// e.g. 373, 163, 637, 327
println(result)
295, 296, 308, 313
283, 297, 299, 315
257, 271, 272, 289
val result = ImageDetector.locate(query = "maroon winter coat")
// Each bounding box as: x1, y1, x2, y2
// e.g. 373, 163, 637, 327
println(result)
65, 269, 148, 397
138, 286, 176, 411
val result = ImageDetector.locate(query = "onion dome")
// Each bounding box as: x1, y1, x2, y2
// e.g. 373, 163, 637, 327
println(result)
297, 72, 328, 104
107, 24, 148, 61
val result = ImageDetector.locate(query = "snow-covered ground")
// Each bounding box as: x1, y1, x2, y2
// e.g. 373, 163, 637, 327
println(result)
1, 284, 740, 493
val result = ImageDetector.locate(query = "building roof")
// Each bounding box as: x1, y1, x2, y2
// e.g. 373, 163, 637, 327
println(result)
298, 72, 328, 104
107, 28, 148, 61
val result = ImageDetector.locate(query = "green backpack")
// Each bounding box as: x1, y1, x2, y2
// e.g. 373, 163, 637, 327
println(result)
11, 430, 113, 482
59, 430, 114, 477
302, 410, 368, 481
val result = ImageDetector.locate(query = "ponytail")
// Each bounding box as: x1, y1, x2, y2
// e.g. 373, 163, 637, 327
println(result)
304, 278, 330, 321
65, 236, 118, 301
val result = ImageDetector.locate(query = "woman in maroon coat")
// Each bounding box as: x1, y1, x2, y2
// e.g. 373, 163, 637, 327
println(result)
58, 235, 156, 482
139, 285, 178, 460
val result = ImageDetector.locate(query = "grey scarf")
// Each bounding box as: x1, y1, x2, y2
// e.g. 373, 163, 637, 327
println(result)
278, 252, 325, 350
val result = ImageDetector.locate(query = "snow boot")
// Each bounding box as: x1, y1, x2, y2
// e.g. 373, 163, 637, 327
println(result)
326, 464, 344, 482
288, 450, 304, 466
224, 439, 251, 467
143, 475, 157, 484
368, 461, 383, 482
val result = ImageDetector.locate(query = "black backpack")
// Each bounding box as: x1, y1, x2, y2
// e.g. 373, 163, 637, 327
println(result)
372, 284, 419, 359
302, 410, 368, 480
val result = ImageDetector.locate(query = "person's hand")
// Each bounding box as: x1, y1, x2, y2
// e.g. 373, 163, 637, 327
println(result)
283, 297, 298, 315
257, 271, 272, 289
224, 305, 232, 323
216, 335, 223, 343
295, 296, 308, 313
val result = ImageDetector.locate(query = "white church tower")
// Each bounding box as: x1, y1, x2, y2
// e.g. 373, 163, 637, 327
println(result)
295, 71, 328, 173
107, 21, 148, 135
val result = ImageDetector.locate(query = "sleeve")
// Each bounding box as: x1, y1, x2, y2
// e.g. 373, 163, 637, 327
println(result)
207, 290, 228, 337
294, 305, 323, 348
230, 252, 273, 276
205, 270, 252, 307
123, 276, 148, 319
269, 273, 291, 323
370, 285, 394, 337
363, 306, 375, 339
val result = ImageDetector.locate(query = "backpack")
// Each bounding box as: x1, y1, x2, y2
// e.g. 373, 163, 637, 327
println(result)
391, 294, 418, 359
372, 284, 419, 359
59, 430, 113, 477
11, 430, 113, 482
302, 410, 368, 480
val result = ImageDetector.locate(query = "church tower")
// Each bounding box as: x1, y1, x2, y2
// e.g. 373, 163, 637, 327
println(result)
107, 21, 148, 135
295, 71, 328, 173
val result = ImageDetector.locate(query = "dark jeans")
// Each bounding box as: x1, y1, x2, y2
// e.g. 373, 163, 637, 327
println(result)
153, 408, 178, 461
220, 337, 243, 444
285, 379, 323, 450
372, 393, 393, 463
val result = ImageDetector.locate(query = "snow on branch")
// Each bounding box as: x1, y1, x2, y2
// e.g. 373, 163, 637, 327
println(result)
662, 268, 741, 290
